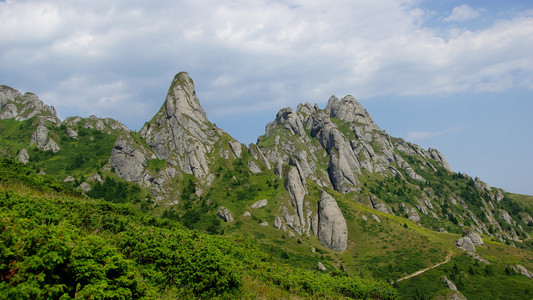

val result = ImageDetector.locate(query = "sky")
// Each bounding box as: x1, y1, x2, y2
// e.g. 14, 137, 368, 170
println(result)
0, 0, 532, 195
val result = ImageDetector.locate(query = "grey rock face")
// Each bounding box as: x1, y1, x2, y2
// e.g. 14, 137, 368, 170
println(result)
31, 124, 50, 148
43, 138, 60, 153
248, 143, 271, 169
266, 107, 306, 137
284, 162, 308, 233
66, 127, 78, 139
402, 204, 421, 222
499, 209, 515, 226
251, 199, 268, 209
109, 133, 150, 183
428, 148, 452, 172
30, 123, 61, 153
140, 72, 217, 184
229, 140, 242, 158
0, 85, 61, 124
243, 211, 251, 218
64, 176, 75, 182
326, 95, 378, 128
216, 206, 234, 222
17, 148, 29, 164
465, 231, 484, 246
514, 265, 533, 278
248, 159, 262, 173
317, 191, 348, 252
456, 237, 476, 253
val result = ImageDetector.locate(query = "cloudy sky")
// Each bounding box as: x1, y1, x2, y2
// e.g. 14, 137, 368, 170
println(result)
1, 0, 532, 195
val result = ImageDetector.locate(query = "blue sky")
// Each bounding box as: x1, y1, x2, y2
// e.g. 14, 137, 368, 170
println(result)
0, 0, 532, 195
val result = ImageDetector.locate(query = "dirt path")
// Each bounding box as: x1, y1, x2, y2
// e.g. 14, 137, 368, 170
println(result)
392, 251, 453, 284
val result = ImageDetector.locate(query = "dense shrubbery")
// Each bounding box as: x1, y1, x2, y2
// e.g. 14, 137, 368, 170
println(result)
0, 158, 80, 196
0, 159, 398, 299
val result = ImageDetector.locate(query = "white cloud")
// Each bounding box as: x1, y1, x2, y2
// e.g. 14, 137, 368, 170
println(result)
0, 0, 532, 125
407, 127, 463, 141
443, 4, 480, 22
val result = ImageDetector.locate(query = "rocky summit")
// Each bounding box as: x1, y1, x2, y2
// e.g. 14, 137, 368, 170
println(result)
1, 71, 533, 299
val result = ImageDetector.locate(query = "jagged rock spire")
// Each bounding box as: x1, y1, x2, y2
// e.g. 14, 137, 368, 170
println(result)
140, 72, 217, 183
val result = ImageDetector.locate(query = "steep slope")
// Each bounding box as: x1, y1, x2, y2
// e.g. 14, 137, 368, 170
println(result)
2, 72, 533, 299
0, 85, 129, 181
109, 72, 271, 205
257, 95, 532, 248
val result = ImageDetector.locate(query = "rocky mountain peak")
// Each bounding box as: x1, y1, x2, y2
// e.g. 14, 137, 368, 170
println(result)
138, 72, 220, 184
164, 72, 207, 123
0, 85, 61, 125
325, 95, 377, 129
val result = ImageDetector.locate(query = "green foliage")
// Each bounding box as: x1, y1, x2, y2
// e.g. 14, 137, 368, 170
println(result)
0, 164, 397, 299
0, 212, 144, 299
87, 176, 143, 204
0, 158, 80, 197
145, 158, 167, 173
0, 117, 119, 180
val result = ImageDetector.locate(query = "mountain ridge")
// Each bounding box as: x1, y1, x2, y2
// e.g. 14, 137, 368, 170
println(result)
1, 71, 533, 298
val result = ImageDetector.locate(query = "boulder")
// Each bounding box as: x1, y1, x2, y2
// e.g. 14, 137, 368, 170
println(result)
248, 159, 262, 173
229, 140, 242, 158
242, 211, 251, 218
216, 206, 234, 223
317, 262, 327, 271
43, 138, 60, 153
371, 214, 381, 223
66, 127, 78, 139
78, 182, 91, 192
30, 124, 49, 148
317, 190, 348, 252
456, 237, 476, 253
17, 148, 29, 164
87, 174, 103, 184
465, 231, 484, 246
64, 176, 75, 182
251, 199, 268, 209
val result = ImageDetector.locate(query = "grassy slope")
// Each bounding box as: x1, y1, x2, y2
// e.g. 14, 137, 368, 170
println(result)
0, 118, 119, 180
0, 159, 397, 299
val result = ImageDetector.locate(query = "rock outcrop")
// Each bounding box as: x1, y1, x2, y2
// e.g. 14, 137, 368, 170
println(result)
30, 123, 60, 153
216, 206, 234, 222
109, 133, 152, 183
0, 85, 61, 124
317, 190, 348, 252
252, 199, 268, 209
456, 228, 483, 253
140, 72, 218, 185
17, 148, 29, 164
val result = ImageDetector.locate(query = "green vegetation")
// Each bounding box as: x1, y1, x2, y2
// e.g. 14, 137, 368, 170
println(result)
0, 118, 119, 180
0, 159, 397, 298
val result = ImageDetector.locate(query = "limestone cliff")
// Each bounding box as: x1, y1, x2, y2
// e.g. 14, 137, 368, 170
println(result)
139, 72, 218, 184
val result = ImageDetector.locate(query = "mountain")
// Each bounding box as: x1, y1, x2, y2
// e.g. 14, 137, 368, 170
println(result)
1, 72, 533, 299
